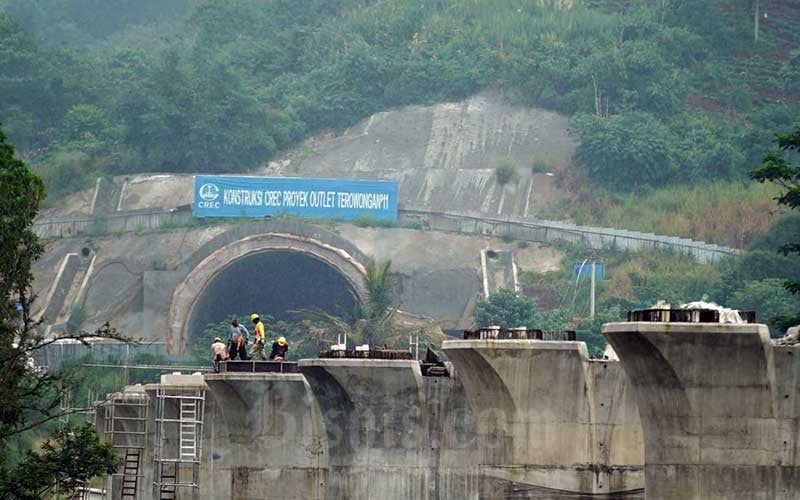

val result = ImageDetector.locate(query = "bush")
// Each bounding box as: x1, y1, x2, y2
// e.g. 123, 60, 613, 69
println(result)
531, 160, 550, 174
501, 232, 514, 243
570, 112, 675, 188
37, 150, 93, 202
473, 288, 536, 329
728, 279, 797, 337
353, 215, 396, 228
495, 159, 516, 185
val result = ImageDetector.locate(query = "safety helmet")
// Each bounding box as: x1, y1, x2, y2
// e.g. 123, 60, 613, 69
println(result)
214, 337, 222, 342
277, 336, 287, 346
250, 313, 259, 321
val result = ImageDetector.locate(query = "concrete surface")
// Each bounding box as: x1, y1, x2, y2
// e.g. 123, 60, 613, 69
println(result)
32, 218, 564, 344
603, 322, 800, 500
40, 93, 571, 221
298, 358, 480, 500
202, 372, 328, 500
442, 339, 644, 498
262, 92, 572, 217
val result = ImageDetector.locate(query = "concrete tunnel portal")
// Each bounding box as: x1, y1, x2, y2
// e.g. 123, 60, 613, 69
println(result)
168, 232, 368, 353
188, 251, 361, 341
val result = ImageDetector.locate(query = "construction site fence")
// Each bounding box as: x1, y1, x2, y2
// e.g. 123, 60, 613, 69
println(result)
33, 207, 739, 263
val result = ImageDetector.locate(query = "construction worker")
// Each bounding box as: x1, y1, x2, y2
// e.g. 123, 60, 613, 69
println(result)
249, 313, 267, 360
270, 336, 289, 361
228, 319, 248, 360
211, 337, 228, 372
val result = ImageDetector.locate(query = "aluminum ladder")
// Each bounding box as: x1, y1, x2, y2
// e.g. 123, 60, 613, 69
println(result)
179, 399, 197, 461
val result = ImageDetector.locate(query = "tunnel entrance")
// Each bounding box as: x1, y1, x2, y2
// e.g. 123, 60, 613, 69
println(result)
186, 250, 361, 343
168, 231, 368, 353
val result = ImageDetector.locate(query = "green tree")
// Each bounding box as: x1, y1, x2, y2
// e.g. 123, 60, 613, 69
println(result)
751, 123, 800, 328
473, 289, 536, 329
364, 257, 394, 319
570, 112, 676, 188
0, 423, 119, 500
729, 279, 797, 337
0, 126, 121, 495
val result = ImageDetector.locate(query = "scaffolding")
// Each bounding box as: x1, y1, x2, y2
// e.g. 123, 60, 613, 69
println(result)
103, 389, 149, 500
153, 385, 206, 500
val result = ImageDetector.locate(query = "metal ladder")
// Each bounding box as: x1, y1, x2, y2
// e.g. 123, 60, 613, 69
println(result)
179, 399, 197, 461
158, 462, 178, 500
120, 448, 141, 499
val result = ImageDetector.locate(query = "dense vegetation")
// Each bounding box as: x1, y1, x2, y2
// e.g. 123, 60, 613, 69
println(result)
1, 0, 799, 202
0, 126, 122, 495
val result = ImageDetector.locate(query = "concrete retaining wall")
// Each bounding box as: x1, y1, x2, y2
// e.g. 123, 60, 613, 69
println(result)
442, 340, 644, 498
402, 209, 737, 263
603, 322, 800, 500
34, 207, 737, 263
33, 210, 194, 239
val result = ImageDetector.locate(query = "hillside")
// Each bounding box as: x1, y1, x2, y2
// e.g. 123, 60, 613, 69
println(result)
2, 0, 799, 244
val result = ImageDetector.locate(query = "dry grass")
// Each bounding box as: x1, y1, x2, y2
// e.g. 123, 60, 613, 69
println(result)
566, 181, 783, 248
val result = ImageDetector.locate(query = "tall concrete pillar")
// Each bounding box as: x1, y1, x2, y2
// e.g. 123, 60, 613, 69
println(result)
603, 321, 800, 500
298, 359, 480, 500
203, 372, 328, 500
442, 339, 644, 498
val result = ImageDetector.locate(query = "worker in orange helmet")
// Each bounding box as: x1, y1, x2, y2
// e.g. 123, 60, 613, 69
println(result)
249, 313, 267, 360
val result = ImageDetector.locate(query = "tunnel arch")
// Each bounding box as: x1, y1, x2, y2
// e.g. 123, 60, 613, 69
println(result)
168, 232, 367, 353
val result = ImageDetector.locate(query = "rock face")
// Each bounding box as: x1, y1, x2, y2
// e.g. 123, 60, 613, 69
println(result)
603, 322, 800, 500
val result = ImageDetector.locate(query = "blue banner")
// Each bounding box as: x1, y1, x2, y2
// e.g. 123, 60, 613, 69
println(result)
572, 263, 604, 281
193, 175, 398, 221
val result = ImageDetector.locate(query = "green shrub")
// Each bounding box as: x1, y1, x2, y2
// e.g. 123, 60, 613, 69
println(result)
501, 232, 514, 243
531, 160, 550, 175
495, 159, 516, 185
474, 289, 536, 329
353, 215, 396, 228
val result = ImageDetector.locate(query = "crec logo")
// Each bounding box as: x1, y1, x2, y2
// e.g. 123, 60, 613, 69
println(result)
199, 183, 219, 202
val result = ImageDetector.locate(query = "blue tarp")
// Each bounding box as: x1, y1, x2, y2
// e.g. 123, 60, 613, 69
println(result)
193, 175, 398, 221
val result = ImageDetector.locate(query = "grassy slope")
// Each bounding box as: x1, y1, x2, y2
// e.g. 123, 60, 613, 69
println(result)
539, 181, 783, 248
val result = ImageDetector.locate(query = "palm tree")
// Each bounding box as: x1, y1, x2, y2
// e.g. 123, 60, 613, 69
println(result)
364, 256, 393, 319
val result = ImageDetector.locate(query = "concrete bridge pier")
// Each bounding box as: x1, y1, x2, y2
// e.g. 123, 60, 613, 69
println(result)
98, 371, 328, 500
298, 358, 480, 500
442, 339, 644, 499
203, 372, 328, 500
604, 322, 800, 500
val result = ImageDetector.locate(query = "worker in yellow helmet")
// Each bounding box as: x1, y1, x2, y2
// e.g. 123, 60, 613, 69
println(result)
270, 336, 289, 361
249, 313, 267, 360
